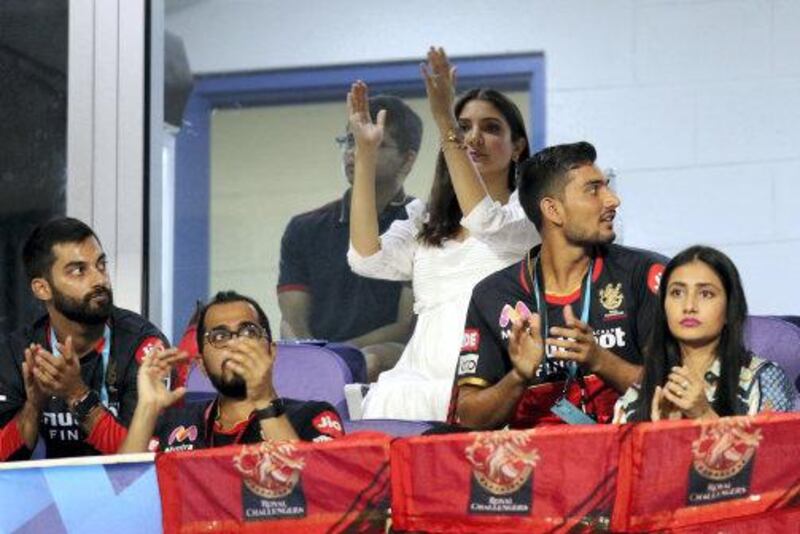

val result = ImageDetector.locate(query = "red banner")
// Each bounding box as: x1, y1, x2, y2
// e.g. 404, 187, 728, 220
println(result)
391, 425, 623, 532
156, 435, 390, 533
612, 412, 800, 532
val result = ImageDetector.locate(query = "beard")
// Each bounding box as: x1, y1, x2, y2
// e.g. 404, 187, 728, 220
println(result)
564, 222, 616, 247
51, 285, 114, 325
207, 366, 247, 399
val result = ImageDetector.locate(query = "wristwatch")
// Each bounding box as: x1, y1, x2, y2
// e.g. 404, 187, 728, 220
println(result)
71, 390, 101, 425
253, 398, 286, 421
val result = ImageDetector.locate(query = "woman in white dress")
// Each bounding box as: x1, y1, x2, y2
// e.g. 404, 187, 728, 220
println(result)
347, 48, 539, 420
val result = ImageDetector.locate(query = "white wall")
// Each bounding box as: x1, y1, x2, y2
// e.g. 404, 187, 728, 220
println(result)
167, 0, 800, 314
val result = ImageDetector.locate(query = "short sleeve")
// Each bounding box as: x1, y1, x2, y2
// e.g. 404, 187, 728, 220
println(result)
455, 294, 507, 389
460, 191, 539, 256
278, 217, 311, 292
288, 401, 345, 443
756, 363, 797, 413
347, 199, 425, 282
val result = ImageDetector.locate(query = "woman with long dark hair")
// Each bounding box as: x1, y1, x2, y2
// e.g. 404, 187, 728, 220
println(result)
347, 48, 538, 420
614, 245, 795, 422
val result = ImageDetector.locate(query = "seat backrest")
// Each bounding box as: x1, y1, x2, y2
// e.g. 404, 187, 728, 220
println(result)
273, 343, 353, 417
184, 342, 354, 417
343, 419, 433, 437
744, 316, 800, 406
324, 342, 367, 384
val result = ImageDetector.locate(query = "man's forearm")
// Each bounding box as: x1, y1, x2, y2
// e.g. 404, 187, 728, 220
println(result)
17, 400, 41, 449
280, 318, 312, 339
457, 371, 528, 430
590, 348, 642, 393
346, 320, 412, 348
118, 402, 160, 453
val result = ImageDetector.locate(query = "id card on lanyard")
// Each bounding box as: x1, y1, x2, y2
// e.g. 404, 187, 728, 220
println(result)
50, 324, 113, 408
529, 251, 597, 425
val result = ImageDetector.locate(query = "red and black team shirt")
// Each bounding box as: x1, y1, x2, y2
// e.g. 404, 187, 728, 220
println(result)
448, 244, 666, 429
0, 307, 177, 461
149, 398, 344, 452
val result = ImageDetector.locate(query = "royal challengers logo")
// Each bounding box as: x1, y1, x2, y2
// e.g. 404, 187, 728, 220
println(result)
691, 418, 762, 480
234, 442, 308, 520
599, 283, 624, 311
687, 418, 762, 505
466, 431, 539, 514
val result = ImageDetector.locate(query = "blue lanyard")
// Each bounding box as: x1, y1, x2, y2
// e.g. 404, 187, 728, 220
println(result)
50, 324, 112, 407
528, 251, 594, 382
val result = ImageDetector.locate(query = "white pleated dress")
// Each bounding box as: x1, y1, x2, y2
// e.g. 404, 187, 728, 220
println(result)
347, 192, 539, 421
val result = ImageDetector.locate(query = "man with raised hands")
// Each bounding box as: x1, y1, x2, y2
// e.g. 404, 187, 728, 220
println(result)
448, 142, 667, 429
120, 291, 344, 453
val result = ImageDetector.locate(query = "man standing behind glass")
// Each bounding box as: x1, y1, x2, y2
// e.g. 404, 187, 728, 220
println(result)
278, 95, 422, 382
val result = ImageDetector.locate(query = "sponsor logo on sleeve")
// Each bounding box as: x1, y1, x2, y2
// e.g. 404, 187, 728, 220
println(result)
458, 353, 479, 376
311, 411, 344, 438
686, 418, 762, 506
647, 264, 665, 295
235, 442, 307, 520
466, 431, 538, 515
461, 329, 480, 352
135, 337, 166, 364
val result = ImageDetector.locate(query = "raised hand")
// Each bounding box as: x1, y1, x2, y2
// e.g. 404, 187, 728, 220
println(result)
137, 348, 188, 411
221, 338, 278, 409
508, 313, 545, 383
421, 46, 457, 128
662, 366, 717, 420
346, 80, 385, 152
22, 344, 48, 409
547, 305, 601, 372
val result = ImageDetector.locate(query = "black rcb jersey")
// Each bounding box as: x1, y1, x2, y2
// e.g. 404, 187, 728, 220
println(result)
449, 244, 667, 428
149, 398, 344, 452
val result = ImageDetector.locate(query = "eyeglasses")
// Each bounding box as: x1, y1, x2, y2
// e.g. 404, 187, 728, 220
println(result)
334, 133, 400, 151
204, 323, 267, 348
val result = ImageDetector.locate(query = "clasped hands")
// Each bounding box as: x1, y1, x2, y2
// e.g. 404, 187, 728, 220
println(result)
507, 305, 602, 384
651, 366, 717, 421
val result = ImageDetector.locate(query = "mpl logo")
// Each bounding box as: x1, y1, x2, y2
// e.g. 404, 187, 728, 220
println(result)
168, 425, 198, 445
312, 411, 344, 438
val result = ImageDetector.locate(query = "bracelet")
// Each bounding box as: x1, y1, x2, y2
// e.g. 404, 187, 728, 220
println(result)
440, 128, 466, 151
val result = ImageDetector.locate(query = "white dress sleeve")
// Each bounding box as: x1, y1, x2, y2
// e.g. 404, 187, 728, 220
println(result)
347, 199, 426, 282
460, 190, 539, 255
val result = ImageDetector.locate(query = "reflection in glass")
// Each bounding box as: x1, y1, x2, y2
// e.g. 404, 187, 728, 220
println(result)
0, 0, 68, 335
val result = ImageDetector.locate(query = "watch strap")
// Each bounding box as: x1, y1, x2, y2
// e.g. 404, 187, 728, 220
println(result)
71, 390, 102, 425
253, 398, 286, 421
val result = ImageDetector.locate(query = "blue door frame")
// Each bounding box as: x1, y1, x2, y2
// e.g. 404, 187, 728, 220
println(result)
172, 53, 545, 335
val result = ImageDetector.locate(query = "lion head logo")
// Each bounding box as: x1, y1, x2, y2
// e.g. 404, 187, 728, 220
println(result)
691, 418, 762, 481
465, 431, 540, 495
233, 441, 306, 498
